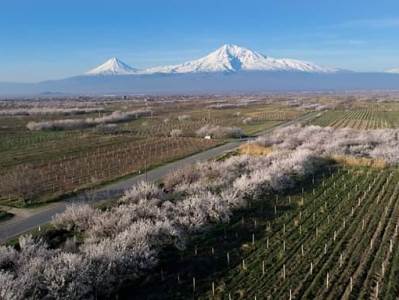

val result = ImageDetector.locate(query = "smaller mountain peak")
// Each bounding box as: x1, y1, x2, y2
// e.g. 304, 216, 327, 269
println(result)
386, 68, 399, 74
86, 57, 137, 76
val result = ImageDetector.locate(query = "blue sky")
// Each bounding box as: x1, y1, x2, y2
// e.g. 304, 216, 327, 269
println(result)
1, 0, 399, 82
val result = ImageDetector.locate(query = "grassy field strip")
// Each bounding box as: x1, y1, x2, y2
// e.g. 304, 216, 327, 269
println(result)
324, 172, 395, 299
257, 171, 369, 298
319, 172, 391, 298
192, 169, 399, 300
356, 181, 399, 299
272, 171, 379, 299
221, 170, 356, 295
360, 186, 399, 299
383, 218, 399, 298
195, 169, 375, 299
290, 170, 384, 299
313, 109, 399, 129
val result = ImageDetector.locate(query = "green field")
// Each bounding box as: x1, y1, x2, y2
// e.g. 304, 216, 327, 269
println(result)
311, 107, 399, 129
126, 166, 399, 299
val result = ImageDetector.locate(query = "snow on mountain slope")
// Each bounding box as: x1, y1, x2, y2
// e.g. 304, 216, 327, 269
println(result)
85, 45, 339, 76
144, 44, 337, 74
386, 68, 399, 74
86, 57, 137, 75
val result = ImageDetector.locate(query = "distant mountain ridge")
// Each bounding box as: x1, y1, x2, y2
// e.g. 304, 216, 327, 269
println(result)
3, 71, 399, 96
85, 44, 339, 76
3, 44, 399, 95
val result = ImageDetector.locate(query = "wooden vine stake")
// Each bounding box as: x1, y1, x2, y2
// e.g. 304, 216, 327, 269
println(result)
227, 252, 230, 265
326, 272, 329, 289
212, 281, 215, 297
193, 277, 196, 293
283, 264, 286, 280
262, 260, 265, 276
376, 282, 379, 298
350, 276, 353, 292
340, 254, 343, 268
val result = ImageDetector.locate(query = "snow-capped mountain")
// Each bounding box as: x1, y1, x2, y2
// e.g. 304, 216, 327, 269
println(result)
84, 45, 339, 76
86, 57, 137, 75
386, 68, 399, 74
144, 44, 337, 74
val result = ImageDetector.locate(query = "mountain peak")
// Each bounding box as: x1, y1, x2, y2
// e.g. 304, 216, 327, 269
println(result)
86, 57, 137, 75
145, 44, 336, 74
386, 68, 399, 74
218, 43, 246, 52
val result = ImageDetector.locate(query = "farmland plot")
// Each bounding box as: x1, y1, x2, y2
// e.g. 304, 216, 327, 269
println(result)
0, 137, 219, 206
0, 101, 302, 206
312, 109, 399, 129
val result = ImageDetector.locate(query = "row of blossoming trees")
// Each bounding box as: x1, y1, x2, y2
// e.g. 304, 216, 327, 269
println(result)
2, 125, 399, 299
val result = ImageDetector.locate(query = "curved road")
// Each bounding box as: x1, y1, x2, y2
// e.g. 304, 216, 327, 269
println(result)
0, 112, 317, 243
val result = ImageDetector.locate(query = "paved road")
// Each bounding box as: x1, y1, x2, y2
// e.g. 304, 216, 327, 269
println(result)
0, 112, 317, 243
